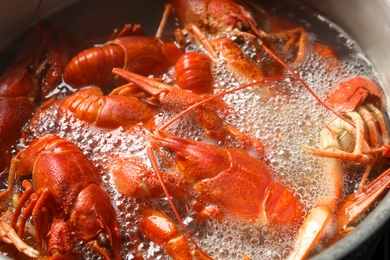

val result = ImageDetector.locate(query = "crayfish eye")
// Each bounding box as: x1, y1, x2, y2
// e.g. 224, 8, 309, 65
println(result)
97, 232, 110, 248
48, 248, 60, 256
236, 22, 250, 32
27, 63, 35, 74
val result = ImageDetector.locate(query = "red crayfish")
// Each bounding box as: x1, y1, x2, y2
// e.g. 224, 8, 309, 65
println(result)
0, 134, 121, 259
63, 5, 183, 90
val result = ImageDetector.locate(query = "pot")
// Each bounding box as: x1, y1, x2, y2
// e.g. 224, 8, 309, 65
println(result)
0, 0, 389, 259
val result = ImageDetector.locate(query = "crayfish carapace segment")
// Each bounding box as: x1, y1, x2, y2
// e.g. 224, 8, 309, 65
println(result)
1, 0, 390, 259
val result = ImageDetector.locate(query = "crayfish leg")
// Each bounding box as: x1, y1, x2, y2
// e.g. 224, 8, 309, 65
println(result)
0, 220, 39, 258
138, 206, 194, 260
155, 4, 173, 39
109, 24, 144, 40
0, 155, 21, 202
301, 118, 374, 165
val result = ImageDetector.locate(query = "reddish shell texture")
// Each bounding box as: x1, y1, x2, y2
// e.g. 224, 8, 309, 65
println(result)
174, 52, 214, 94
64, 37, 183, 89
328, 76, 384, 111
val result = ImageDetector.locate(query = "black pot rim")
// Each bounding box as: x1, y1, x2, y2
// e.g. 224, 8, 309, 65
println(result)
312, 192, 390, 259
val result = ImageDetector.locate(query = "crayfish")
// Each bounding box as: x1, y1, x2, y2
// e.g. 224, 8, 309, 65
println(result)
63, 6, 183, 90
0, 135, 122, 259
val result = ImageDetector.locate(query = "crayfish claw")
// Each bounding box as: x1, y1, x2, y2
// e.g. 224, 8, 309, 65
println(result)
287, 207, 332, 260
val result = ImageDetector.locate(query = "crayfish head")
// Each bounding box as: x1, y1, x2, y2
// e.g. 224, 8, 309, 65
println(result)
47, 220, 79, 259
328, 76, 384, 111
0, 62, 38, 100
152, 131, 230, 183
206, 0, 258, 33
172, 0, 257, 34
70, 183, 121, 260
16, 134, 82, 177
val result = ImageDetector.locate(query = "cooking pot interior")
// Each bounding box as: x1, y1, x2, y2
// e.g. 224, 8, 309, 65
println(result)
0, 0, 389, 259
299, 0, 390, 95
294, 0, 390, 259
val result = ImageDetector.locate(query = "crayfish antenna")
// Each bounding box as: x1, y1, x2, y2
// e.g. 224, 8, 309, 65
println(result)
158, 75, 292, 131
146, 146, 213, 259
255, 38, 346, 123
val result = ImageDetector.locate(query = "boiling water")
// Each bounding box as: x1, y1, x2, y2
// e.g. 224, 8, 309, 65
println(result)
1, 0, 385, 259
